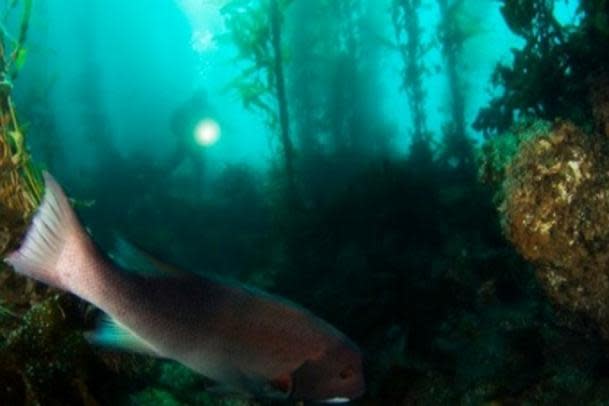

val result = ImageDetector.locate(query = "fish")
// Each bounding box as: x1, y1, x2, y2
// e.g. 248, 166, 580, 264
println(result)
4, 172, 365, 403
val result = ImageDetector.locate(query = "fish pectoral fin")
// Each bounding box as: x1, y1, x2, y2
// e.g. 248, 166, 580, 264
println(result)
109, 237, 184, 277
265, 372, 293, 399
86, 314, 158, 356
238, 372, 292, 400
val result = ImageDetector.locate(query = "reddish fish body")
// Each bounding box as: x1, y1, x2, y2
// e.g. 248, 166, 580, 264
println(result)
5, 173, 365, 402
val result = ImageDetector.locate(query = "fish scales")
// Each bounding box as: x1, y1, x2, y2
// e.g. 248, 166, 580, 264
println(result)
4, 172, 365, 402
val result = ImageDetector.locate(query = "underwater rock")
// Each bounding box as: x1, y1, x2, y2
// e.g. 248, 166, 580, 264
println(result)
486, 119, 609, 339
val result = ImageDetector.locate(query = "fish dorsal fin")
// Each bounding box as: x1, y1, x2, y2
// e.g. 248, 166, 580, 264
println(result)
109, 237, 182, 277
87, 314, 158, 356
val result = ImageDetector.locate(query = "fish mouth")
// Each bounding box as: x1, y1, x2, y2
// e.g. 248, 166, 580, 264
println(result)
320, 397, 350, 404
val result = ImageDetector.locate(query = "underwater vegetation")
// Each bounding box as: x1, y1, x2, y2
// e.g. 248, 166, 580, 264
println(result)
0, 0, 41, 257
474, 0, 609, 136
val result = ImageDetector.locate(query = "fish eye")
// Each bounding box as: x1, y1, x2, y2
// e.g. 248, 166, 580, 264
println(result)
339, 366, 354, 380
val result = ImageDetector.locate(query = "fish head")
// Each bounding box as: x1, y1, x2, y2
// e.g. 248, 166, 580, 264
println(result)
290, 339, 365, 402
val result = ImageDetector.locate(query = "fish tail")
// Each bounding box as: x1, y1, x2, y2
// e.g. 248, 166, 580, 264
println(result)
4, 172, 100, 292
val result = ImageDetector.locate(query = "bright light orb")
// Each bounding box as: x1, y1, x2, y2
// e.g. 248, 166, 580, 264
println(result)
191, 29, 216, 53
194, 119, 221, 147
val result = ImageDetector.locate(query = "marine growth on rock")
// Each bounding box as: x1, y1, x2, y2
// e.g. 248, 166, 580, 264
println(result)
487, 115, 609, 339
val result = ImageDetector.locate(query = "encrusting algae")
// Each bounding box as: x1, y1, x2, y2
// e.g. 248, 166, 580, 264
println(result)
482, 75, 609, 340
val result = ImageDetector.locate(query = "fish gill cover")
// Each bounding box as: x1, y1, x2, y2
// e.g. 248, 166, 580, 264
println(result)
3, 0, 609, 405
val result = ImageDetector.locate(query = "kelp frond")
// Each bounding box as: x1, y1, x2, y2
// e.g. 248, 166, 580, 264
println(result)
0, 0, 42, 256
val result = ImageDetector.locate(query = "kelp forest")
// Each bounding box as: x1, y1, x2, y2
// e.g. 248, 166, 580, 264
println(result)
2, 0, 609, 404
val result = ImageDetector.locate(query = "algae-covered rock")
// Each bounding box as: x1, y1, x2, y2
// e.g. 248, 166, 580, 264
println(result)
484, 118, 609, 339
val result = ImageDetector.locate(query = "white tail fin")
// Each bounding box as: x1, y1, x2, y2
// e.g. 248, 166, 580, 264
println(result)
4, 172, 98, 291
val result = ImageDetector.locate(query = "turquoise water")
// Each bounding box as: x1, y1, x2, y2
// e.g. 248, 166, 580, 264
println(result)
16, 0, 577, 167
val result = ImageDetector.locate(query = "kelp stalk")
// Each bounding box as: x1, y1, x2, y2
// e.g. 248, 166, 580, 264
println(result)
269, 0, 296, 204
